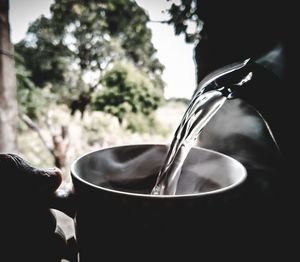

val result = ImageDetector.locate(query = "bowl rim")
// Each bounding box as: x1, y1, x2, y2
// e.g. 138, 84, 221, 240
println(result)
70, 143, 247, 198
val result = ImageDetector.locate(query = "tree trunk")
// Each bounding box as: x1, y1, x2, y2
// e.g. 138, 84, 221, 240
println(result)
0, 0, 17, 153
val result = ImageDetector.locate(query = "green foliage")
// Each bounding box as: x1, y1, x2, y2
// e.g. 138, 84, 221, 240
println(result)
15, 50, 58, 119
18, 103, 182, 169
15, 0, 165, 117
17, 86, 58, 119
92, 63, 163, 124
14, 52, 36, 91
82, 111, 120, 146
50, 0, 164, 74
126, 112, 171, 137
167, 0, 202, 43
15, 16, 71, 87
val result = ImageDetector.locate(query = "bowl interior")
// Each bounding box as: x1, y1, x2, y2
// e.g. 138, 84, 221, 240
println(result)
72, 144, 247, 196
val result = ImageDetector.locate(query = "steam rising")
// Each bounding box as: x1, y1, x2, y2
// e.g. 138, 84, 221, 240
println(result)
74, 145, 245, 195
197, 99, 281, 172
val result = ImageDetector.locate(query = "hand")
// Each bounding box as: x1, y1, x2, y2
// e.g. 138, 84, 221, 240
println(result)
0, 153, 69, 262
0, 153, 62, 195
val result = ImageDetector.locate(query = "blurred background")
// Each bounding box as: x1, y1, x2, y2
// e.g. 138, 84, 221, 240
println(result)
1, 0, 200, 182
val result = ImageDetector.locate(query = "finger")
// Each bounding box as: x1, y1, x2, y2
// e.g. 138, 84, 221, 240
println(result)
0, 154, 62, 195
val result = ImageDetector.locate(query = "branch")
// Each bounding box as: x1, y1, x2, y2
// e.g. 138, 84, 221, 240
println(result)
20, 114, 55, 156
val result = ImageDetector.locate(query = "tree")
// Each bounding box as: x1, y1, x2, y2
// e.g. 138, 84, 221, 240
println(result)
0, 0, 17, 153
92, 63, 163, 124
166, 0, 201, 43
166, 0, 286, 82
16, 0, 165, 118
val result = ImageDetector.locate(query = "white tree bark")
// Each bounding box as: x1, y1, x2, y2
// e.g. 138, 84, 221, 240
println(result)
0, 0, 17, 153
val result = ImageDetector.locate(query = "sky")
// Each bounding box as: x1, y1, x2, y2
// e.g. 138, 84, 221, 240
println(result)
9, 0, 197, 99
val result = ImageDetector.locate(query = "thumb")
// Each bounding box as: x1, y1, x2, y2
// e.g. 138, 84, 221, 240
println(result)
0, 154, 62, 195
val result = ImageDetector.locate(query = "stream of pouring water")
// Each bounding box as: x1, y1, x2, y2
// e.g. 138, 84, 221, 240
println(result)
151, 59, 253, 195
